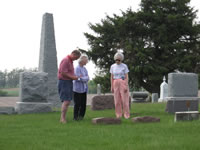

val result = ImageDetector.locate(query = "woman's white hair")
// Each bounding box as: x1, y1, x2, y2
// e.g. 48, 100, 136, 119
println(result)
78, 55, 88, 64
114, 52, 124, 61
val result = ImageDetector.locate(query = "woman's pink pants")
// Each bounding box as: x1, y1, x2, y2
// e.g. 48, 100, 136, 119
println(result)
113, 79, 130, 119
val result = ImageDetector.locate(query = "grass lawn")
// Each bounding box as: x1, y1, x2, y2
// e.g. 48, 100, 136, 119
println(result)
0, 103, 200, 150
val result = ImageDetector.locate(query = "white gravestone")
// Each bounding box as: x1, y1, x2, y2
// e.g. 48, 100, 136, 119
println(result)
97, 84, 101, 95
158, 76, 168, 102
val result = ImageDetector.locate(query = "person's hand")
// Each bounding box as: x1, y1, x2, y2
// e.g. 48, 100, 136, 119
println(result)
124, 88, 127, 93
73, 76, 78, 80
124, 82, 128, 93
111, 87, 114, 93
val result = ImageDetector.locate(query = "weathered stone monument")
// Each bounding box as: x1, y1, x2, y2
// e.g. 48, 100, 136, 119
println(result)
91, 95, 131, 110
39, 13, 60, 107
132, 91, 149, 103
91, 95, 115, 110
158, 76, 168, 102
97, 84, 101, 95
152, 93, 158, 103
15, 72, 52, 114
165, 73, 199, 113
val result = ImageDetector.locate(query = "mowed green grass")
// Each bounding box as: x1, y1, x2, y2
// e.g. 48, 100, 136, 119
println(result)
0, 103, 200, 150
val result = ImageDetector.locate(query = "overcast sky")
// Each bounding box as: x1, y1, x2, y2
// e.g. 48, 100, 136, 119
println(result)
0, 0, 200, 78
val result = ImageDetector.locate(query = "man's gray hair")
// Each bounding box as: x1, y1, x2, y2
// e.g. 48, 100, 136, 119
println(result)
78, 55, 88, 64
114, 52, 124, 61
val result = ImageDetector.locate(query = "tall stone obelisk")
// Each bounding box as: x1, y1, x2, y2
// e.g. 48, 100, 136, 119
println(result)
39, 13, 61, 107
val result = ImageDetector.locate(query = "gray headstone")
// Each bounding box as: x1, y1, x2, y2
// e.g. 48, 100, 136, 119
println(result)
16, 72, 52, 114
19, 72, 48, 102
152, 93, 158, 103
91, 95, 115, 110
132, 91, 149, 102
97, 84, 101, 95
91, 95, 131, 110
38, 13, 60, 107
168, 73, 198, 97
166, 73, 199, 113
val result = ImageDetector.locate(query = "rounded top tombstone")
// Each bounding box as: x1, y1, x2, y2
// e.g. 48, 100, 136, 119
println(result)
159, 76, 168, 102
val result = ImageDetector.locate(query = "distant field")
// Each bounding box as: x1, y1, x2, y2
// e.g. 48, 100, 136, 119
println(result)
0, 88, 19, 97
0, 88, 95, 105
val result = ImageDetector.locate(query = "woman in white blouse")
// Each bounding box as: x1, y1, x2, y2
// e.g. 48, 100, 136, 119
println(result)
110, 52, 130, 119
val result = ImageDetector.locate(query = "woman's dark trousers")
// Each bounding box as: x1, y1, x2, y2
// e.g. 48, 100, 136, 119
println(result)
73, 92, 87, 120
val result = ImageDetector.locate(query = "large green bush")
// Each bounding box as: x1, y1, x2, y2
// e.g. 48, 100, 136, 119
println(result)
0, 90, 8, 96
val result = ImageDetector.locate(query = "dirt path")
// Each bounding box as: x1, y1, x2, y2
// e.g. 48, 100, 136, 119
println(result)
0, 97, 19, 107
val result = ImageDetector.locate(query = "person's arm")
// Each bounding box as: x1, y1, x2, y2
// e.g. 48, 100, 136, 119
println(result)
124, 64, 129, 86
111, 74, 114, 93
80, 68, 89, 82
61, 72, 78, 80
124, 73, 129, 93
110, 65, 114, 93
59, 58, 78, 80
80, 75, 89, 82
125, 73, 129, 86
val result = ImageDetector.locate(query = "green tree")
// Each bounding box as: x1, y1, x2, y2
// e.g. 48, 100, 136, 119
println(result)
93, 73, 111, 93
6, 69, 21, 88
88, 80, 97, 94
0, 67, 38, 88
83, 0, 200, 93
0, 70, 6, 88
0, 90, 8, 96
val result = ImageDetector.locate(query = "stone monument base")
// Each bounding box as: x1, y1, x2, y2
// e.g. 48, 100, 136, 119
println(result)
158, 98, 167, 102
165, 97, 199, 113
174, 111, 199, 122
0, 107, 16, 114
15, 102, 52, 114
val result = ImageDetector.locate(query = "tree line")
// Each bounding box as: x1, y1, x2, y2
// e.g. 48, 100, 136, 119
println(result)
2, 0, 200, 94
0, 68, 38, 88
0, 68, 98, 94
81, 0, 200, 94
